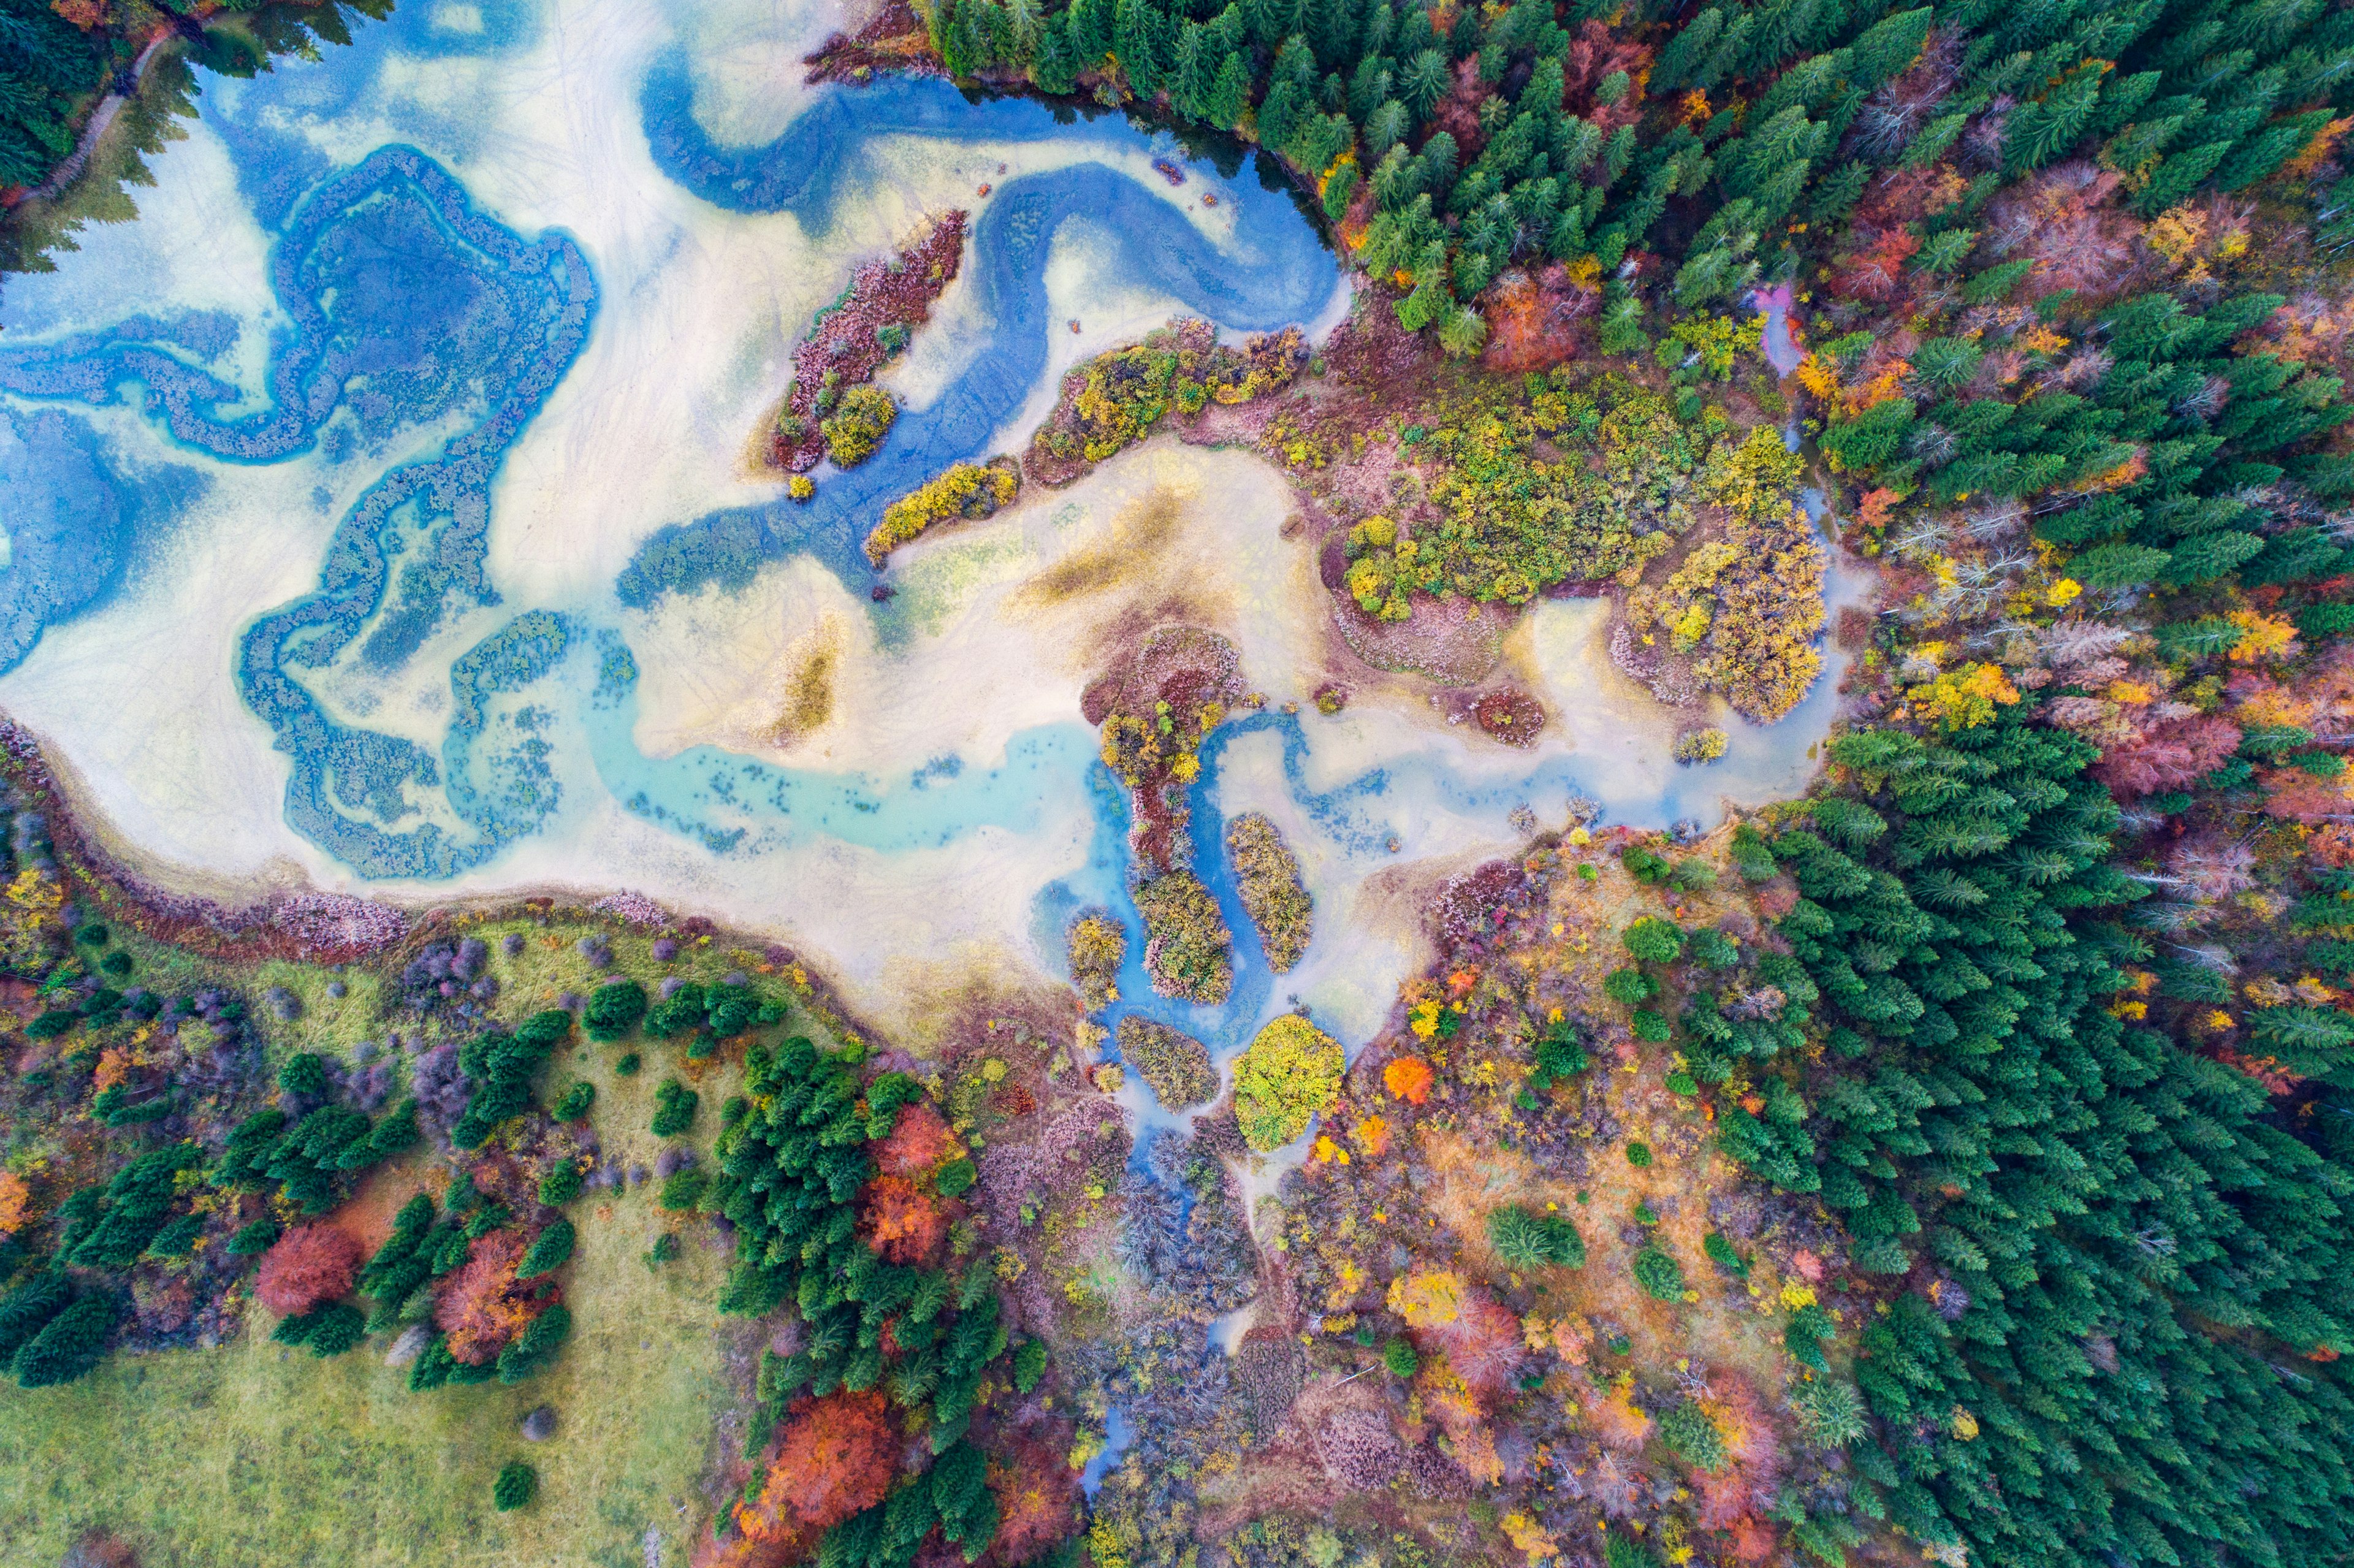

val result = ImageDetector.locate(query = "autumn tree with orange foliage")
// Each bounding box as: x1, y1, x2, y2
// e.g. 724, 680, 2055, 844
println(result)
0, 1171, 28, 1236
988, 1436, 1079, 1563
860, 1174, 948, 1264
255, 1223, 362, 1316
737, 1390, 897, 1541
1383, 1056, 1433, 1105
435, 1228, 558, 1364
871, 1102, 960, 1180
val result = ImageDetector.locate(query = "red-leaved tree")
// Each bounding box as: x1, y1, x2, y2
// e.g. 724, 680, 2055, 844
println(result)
989, 1436, 1080, 1563
435, 1228, 558, 1364
737, 1390, 896, 1541
872, 1103, 959, 1179
255, 1223, 362, 1316
2092, 714, 2241, 796
860, 1174, 948, 1265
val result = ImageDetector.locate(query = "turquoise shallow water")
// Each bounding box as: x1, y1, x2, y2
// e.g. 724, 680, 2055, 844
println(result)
0, 0, 1848, 1064
0, 1, 1339, 882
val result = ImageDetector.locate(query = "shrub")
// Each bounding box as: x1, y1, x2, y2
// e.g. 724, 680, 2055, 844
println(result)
1674, 726, 1728, 764
1116, 1016, 1217, 1109
551, 1081, 595, 1122
257, 1224, 362, 1316
1382, 1337, 1420, 1377
1625, 1141, 1654, 1167
1658, 1401, 1729, 1471
1702, 1231, 1750, 1277
1688, 927, 1740, 968
1631, 1009, 1674, 1042
615, 1052, 642, 1076
1668, 858, 1718, 892
1227, 813, 1314, 972
1622, 916, 1685, 964
863, 455, 1020, 562
584, 980, 647, 1041
302, 1300, 368, 1357
1791, 1376, 1867, 1444
538, 1162, 584, 1206
821, 384, 897, 466
1632, 1246, 1686, 1302
493, 1462, 537, 1511
1604, 967, 1657, 1005
1487, 1205, 1586, 1269
277, 1052, 330, 1098
517, 1219, 575, 1279
934, 1157, 977, 1197
1621, 845, 1673, 883
650, 1080, 698, 1138
227, 1219, 279, 1256
1013, 1338, 1049, 1393
1232, 1014, 1344, 1152
13, 1295, 116, 1387
660, 1168, 709, 1212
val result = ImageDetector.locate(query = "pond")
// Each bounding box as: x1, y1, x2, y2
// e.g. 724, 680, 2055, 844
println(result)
0, 0, 1856, 1060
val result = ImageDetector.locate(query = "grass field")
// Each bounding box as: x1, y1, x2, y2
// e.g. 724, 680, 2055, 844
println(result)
0, 913, 839, 1566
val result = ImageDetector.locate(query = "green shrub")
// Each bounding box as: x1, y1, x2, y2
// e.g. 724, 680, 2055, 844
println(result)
615, 1052, 642, 1076
552, 1081, 595, 1122
584, 980, 647, 1042
1658, 1401, 1729, 1471
650, 1080, 698, 1138
1013, 1338, 1049, 1393
1632, 1245, 1686, 1302
1626, 1141, 1653, 1167
493, 1461, 537, 1511
1702, 1231, 1750, 1277
278, 1052, 330, 1098
1383, 1337, 1420, 1378
227, 1219, 280, 1257
1667, 858, 1717, 892
1487, 1204, 1586, 1269
1631, 1009, 1674, 1042
1688, 928, 1740, 969
659, 1168, 709, 1212
13, 1295, 115, 1387
538, 1162, 584, 1206
1622, 916, 1685, 964
935, 1157, 978, 1198
1621, 845, 1673, 883
1604, 967, 1657, 1005
303, 1301, 368, 1357
518, 1219, 575, 1279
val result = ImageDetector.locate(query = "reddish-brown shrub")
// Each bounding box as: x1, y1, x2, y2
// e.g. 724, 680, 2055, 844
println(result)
1431, 1287, 1524, 1396
860, 1175, 948, 1264
255, 1223, 362, 1316
2092, 714, 2241, 796
435, 1228, 557, 1364
989, 1437, 1078, 1562
872, 1102, 959, 1179
740, 1390, 896, 1539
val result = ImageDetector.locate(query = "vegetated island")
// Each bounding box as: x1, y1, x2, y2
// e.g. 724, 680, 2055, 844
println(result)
1226, 812, 1314, 972
768, 208, 967, 474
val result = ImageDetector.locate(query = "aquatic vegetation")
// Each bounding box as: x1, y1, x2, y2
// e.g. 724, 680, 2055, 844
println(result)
1232, 1013, 1343, 1152
1225, 812, 1312, 973
1133, 869, 1232, 1005
1114, 1016, 1216, 1109
1673, 726, 1727, 764
863, 455, 1021, 564
1064, 908, 1126, 1011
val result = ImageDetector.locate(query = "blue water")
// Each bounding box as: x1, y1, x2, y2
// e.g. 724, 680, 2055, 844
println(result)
0, 7, 1339, 882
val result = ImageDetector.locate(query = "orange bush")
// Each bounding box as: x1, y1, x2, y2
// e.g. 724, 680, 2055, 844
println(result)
860, 1174, 948, 1263
0, 1171, 28, 1236
740, 1390, 896, 1538
872, 1102, 960, 1178
1384, 1057, 1433, 1105
435, 1228, 557, 1364
989, 1437, 1078, 1562
256, 1223, 362, 1317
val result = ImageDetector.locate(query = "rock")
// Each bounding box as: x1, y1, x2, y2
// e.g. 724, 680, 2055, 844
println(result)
385, 1324, 432, 1368
521, 1404, 558, 1442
